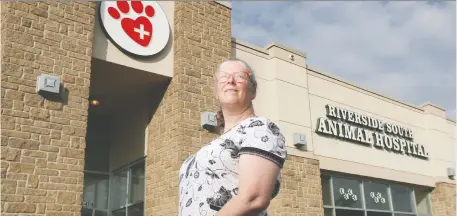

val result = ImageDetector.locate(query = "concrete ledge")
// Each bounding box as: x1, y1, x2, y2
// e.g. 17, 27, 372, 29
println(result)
317, 155, 439, 187
215, 1, 231, 9
232, 37, 269, 55
421, 102, 446, 118
265, 42, 307, 58
421, 102, 445, 111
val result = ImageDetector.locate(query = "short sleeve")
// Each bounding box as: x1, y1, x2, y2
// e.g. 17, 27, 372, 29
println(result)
239, 117, 287, 168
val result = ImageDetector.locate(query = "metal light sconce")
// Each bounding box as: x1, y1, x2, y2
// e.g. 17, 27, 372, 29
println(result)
447, 167, 455, 179
90, 99, 100, 107
36, 74, 63, 99
293, 133, 307, 150
201, 112, 217, 131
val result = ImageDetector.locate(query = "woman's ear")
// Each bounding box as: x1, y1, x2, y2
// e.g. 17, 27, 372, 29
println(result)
251, 91, 257, 100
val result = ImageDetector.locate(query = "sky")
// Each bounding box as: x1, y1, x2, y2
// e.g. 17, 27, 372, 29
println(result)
231, 1, 456, 120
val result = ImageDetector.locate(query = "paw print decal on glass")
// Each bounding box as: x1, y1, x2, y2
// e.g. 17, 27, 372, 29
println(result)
99, 1, 170, 57
369, 192, 386, 204
339, 188, 358, 201
108, 1, 155, 47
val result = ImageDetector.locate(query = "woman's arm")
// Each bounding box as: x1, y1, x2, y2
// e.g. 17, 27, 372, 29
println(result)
216, 154, 281, 216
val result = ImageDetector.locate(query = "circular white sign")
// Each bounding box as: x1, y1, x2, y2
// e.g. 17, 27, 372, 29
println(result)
99, 1, 170, 57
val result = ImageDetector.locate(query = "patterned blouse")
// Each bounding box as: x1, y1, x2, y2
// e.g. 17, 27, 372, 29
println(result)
178, 116, 287, 216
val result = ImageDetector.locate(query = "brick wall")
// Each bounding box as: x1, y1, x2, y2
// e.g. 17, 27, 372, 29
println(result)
267, 155, 324, 216
1, 2, 95, 215
144, 2, 231, 215
431, 182, 456, 216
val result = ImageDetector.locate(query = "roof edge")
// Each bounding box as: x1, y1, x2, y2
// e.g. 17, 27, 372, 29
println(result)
420, 102, 445, 111
265, 41, 307, 58
215, 1, 231, 9
306, 65, 424, 112
231, 37, 269, 55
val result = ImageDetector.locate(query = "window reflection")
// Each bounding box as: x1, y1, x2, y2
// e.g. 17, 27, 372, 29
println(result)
94, 210, 108, 216
82, 172, 109, 216
415, 187, 431, 214
364, 181, 390, 211
130, 162, 145, 204
81, 207, 93, 216
367, 211, 392, 216
321, 174, 433, 216
332, 177, 362, 208
391, 186, 414, 213
128, 202, 144, 216
335, 209, 364, 216
111, 169, 128, 210
322, 176, 332, 206
324, 208, 333, 216
112, 208, 126, 216
108, 160, 146, 216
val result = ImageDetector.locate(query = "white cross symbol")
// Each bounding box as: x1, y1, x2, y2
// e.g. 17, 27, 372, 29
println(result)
134, 24, 150, 40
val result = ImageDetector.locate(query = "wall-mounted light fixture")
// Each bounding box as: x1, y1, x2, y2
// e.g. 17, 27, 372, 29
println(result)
289, 54, 295, 61
90, 99, 100, 107
447, 167, 455, 179
293, 133, 307, 150
36, 74, 62, 99
201, 112, 217, 131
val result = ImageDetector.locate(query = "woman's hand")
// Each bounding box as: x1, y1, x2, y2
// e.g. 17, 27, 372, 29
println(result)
216, 154, 281, 216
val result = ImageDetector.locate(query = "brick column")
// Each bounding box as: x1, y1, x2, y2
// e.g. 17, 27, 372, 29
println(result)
1, 2, 95, 215
431, 182, 456, 216
267, 155, 324, 216
144, 2, 231, 215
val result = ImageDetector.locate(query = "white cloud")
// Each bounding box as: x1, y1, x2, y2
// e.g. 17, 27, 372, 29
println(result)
232, 1, 456, 120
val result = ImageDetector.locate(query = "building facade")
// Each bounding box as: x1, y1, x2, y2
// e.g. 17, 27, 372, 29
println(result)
1, 2, 455, 216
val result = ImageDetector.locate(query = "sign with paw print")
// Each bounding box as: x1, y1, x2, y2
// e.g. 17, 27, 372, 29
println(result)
99, 1, 170, 57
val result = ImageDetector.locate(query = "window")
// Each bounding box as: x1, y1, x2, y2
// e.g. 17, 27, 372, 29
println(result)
82, 172, 110, 216
364, 182, 390, 211
110, 159, 145, 216
321, 174, 433, 216
322, 175, 332, 206
82, 158, 145, 216
414, 187, 432, 215
391, 186, 414, 213
332, 176, 363, 208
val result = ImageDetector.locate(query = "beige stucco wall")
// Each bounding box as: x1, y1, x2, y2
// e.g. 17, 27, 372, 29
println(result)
92, 1, 174, 78
232, 38, 456, 187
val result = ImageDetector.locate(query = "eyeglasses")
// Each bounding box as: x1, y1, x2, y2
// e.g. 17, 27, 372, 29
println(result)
215, 71, 249, 83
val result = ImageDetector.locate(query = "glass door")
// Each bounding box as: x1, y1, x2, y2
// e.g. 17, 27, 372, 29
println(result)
82, 172, 110, 216
110, 160, 145, 216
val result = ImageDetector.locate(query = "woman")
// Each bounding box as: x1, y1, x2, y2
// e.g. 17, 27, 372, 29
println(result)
178, 58, 287, 216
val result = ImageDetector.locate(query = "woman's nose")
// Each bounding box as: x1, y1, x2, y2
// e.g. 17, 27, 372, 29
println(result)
226, 74, 236, 84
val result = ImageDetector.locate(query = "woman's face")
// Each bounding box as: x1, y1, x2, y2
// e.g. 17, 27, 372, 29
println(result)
215, 61, 255, 108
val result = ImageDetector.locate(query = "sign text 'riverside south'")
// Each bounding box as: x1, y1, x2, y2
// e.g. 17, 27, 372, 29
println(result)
316, 104, 429, 160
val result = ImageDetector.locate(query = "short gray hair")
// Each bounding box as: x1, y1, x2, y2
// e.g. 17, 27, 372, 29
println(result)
216, 57, 258, 94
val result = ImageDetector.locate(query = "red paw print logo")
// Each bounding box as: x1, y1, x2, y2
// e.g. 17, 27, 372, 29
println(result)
99, 1, 170, 57
108, 1, 154, 47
